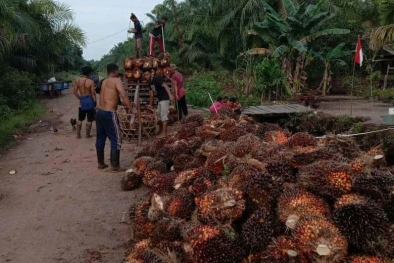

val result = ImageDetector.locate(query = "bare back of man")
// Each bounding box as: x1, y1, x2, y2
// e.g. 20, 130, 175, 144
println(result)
99, 77, 127, 112
73, 66, 97, 139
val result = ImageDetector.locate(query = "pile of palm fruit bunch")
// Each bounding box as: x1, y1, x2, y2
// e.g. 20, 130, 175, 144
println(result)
124, 53, 172, 83
121, 107, 394, 263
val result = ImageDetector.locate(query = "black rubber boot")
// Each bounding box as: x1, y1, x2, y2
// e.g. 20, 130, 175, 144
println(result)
110, 149, 126, 173
76, 122, 82, 139
97, 150, 108, 170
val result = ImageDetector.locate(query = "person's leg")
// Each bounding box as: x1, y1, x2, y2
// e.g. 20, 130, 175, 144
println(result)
95, 109, 108, 169
157, 37, 164, 53
106, 111, 124, 172
177, 99, 182, 120
180, 96, 188, 118
86, 110, 95, 138
149, 36, 155, 56
157, 101, 163, 134
77, 108, 86, 139
135, 38, 142, 58
159, 100, 169, 137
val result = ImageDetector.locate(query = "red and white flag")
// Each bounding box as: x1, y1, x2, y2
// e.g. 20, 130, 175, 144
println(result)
354, 36, 363, 67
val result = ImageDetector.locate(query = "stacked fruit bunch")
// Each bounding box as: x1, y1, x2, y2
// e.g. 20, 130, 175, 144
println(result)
124, 53, 171, 82
121, 112, 394, 263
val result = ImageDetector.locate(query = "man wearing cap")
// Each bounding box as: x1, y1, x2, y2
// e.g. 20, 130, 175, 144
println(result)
149, 16, 167, 56
170, 64, 188, 120
128, 13, 143, 58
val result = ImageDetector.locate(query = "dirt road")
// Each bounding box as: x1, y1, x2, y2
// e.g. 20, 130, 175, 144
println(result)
0, 89, 145, 263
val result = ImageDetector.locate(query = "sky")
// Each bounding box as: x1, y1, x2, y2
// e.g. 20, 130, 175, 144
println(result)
63, 0, 163, 61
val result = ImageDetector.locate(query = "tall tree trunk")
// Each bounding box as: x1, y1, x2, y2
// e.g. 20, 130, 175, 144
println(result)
322, 62, 330, 96
293, 52, 306, 94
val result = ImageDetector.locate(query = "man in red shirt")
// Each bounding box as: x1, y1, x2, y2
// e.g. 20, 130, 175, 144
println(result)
170, 64, 188, 120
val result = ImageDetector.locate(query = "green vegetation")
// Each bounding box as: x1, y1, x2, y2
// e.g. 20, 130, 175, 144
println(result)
0, 101, 45, 149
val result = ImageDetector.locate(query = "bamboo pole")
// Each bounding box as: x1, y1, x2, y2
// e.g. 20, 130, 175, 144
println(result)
350, 61, 356, 116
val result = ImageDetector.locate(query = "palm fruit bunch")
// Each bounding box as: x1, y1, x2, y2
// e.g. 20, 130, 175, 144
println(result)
232, 134, 261, 158
133, 156, 154, 175
186, 136, 204, 152
195, 125, 220, 140
172, 139, 191, 155
182, 114, 204, 126
186, 225, 244, 263
149, 218, 182, 245
190, 176, 214, 197
124, 239, 151, 262
262, 235, 308, 263
255, 122, 283, 138
382, 132, 394, 165
148, 172, 177, 194
266, 161, 296, 183
287, 132, 317, 148
323, 136, 361, 160
121, 170, 143, 191
136, 139, 166, 158
334, 194, 367, 209
155, 145, 176, 167
167, 189, 194, 220
172, 154, 197, 173
205, 148, 228, 175
333, 198, 392, 254
298, 160, 354, 198
196, 187, 245, 224
293, 216, 348, 262
226, 164, 257, 190
131, 200, 155, 241
241, 254, 263, 263
173, 168, 199, 189
352, 169, 394, 201
143, 160, 167, 187
216, 106, 238, 120
344, 255, 388, 263
277, 189, 330, 229
384, 196, 394, 223
265, 130, 290, 145
176, 121, 199, 140
290, 148, 332, 167
244, 172, 281, 211
219, 125, 247, 141
241, 209, 274, 252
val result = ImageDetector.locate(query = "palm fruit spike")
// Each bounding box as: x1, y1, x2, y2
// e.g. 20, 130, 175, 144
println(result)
186, 225, 244, 263
265, 130, 290, 145
190, 176, 213, 197
182, 113, 204, 125
131, 200, 155, 241
278, 189, 330, 229
172, 139, 190, 155
148, 172, 177, 194
266, 161, 296, 183
219, 126, 247, 142
334, 194, 367, 209
174, 168, 199, 189
227, 164, 258, 190
241, 209, 274, 253
333, 201, 391, 254
352, 169, 394, 202
142, 160, 167, 187
297, 160, 354, 199
167, 188, 195, 220
291, 148, 331, 167
262, 235, 308, 263
287, 132, 317, 148
293, 215, 348, 262
156, 241, 185, 262
241, 254, 263, 263
196, 187, 245, 224
217, 106, 238, 119
172, 154, 196, 173
186, 136, 204, 153
345, 255, 388, 263
124, 239, 151, 262
196, 125, 220, 140
155, 145, 176, 167
205, 148, 228, 175
133, 156, 154, 175
323, 136, 361, 160
232, 134, 261, 158
176, 121, 199, 140
255, 122, 283, 138
121, 170, 143, 191
150, 218, 182, 245
136, 139, 166, 158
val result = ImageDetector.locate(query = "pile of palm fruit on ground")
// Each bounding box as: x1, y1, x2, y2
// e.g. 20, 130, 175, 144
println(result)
121, 107, 394, 263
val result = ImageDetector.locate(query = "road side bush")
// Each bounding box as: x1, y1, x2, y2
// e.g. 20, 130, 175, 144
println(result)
0, 67, 37, 110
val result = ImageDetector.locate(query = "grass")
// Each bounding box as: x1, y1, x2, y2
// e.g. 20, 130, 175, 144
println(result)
0, 101, 46, 149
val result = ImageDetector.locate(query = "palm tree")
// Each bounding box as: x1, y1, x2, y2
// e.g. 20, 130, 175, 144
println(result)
253, 0, 350, 94
370, 0, 394, 50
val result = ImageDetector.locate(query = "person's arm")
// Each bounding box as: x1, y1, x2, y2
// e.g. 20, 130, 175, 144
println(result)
154, 21, 161, 28
90, 82, 97, 105
115, 79, 133, 112
73, 80, 80, 100
162, 83, 174, 101
172, 77, 179, 100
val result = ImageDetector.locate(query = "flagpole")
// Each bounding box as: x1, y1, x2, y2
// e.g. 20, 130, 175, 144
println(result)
350, 61, 355, 116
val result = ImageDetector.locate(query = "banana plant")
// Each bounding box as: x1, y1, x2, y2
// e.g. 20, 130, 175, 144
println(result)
312, 42, 352, 96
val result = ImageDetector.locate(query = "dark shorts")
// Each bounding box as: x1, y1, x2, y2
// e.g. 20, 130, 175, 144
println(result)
78, 107, 95, 122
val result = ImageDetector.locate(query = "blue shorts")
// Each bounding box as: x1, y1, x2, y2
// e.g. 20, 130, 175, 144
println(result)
95, 109, 121, 151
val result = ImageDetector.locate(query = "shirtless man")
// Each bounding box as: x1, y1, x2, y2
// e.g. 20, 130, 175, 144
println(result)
73, 66, 96, 138
96, 63, 133, 172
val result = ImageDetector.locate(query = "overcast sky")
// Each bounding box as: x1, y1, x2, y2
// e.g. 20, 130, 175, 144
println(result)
63, 0, 163, 61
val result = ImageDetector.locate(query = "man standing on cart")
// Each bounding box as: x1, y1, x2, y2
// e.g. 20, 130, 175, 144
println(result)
128, 13, 143, 58
95, 63, 133, 172
149, 16, 167, 56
